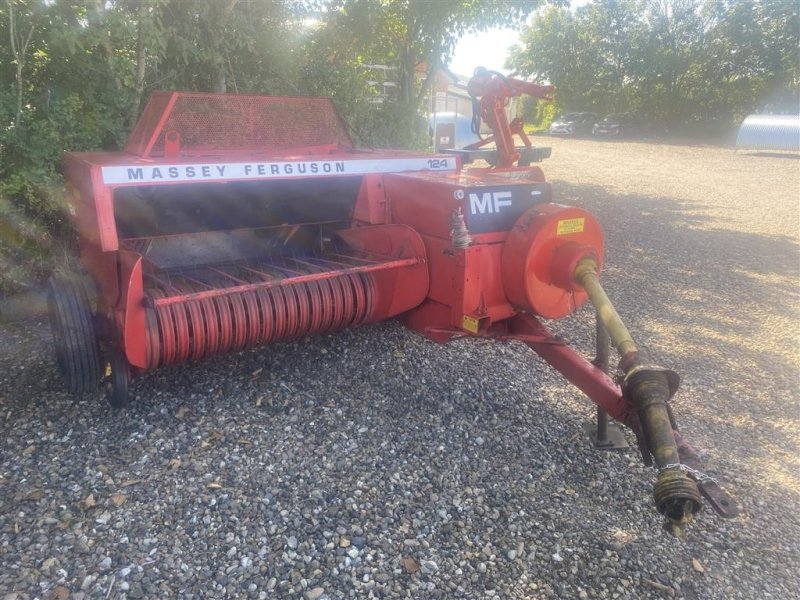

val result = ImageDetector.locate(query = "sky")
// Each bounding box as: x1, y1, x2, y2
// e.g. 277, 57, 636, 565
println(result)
448, 27, 519, 77
449, 2, 591, 77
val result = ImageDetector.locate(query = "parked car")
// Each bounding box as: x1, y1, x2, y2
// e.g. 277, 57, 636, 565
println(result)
549, 112, 598, 136
592, 113, 640, 137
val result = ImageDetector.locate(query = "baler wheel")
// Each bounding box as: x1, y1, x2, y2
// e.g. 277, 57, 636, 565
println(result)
47, 273, 101, 394
104, 349, 130, 409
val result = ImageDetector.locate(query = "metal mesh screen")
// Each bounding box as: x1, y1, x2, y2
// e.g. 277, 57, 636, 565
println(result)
124, 92, 175, 157
125, 93, 354, 157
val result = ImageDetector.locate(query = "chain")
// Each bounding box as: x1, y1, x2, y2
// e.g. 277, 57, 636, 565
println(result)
659, 463, 719, 485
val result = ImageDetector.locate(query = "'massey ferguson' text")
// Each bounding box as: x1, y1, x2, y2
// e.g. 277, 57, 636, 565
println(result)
101, 157, 455, 185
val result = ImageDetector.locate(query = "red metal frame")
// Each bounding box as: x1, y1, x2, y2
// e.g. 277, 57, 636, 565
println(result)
124, 91, 355, 158
66, 90, 616, 398
64, 90, 694, 472
147, 255, 420, 307
506, 313, 636, 427
465, 68, 555, 168
52, 78, 740, 527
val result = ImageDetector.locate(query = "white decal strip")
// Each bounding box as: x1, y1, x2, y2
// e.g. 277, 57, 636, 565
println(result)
101, 157, 456, 185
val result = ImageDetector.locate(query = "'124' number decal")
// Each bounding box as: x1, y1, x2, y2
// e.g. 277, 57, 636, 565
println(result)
427, 159, 449, 169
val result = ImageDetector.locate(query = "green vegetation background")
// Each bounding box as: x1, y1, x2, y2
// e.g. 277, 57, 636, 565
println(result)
1, 0, 796, 294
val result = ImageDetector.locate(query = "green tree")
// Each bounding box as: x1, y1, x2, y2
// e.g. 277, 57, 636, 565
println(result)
286, 0, 546, 147
506, 6, 599, 115
580, 0, 642, 112
508, 0, 799, 132
701, 0, 799, 120
329, 1, 540, 108
0, 0, 305, 292
152, 0, 302, 95
635, 0, 714, 127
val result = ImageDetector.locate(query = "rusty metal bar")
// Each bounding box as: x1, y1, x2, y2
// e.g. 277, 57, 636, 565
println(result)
286, 255, 377, 273
147, 273, 183, 295
326, 253, 373, 263
150, 256, 419, 307
255, 261, 305, 277
178, 274, 216, 290
206, 267, 250, 286
595, 310, 610, 443
302, 255, 360, 269
574, 259, 637, 357
582, 310, 628, 450
237, 264, 278, 281
509, 313, 636, 428
287, 256, 342, 271
326, 252, 386, 265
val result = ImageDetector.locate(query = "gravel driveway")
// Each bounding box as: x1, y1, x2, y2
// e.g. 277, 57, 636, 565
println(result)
1, 139, 798, 599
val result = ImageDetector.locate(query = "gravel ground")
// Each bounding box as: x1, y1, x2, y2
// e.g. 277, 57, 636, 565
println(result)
1, 139, 798, 599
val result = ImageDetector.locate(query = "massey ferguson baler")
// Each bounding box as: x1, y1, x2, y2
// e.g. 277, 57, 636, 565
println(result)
50, 70, 737, 532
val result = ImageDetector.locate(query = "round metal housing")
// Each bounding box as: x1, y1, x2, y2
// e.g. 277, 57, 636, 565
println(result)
501, 204, 604, 319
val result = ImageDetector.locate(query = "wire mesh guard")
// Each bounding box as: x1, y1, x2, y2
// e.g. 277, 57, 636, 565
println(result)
126, 92, 354, 157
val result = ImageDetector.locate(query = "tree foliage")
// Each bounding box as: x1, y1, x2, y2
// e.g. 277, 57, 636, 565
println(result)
1, 0, 797, 292
0, 0, 538, 292
508, 0, 799, 132
326, 0, 537, 107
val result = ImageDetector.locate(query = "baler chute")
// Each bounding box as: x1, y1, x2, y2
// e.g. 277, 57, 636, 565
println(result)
50, 77, 737, 532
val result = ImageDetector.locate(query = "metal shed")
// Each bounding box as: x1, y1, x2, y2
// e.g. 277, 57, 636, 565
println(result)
736, 114, 800, 151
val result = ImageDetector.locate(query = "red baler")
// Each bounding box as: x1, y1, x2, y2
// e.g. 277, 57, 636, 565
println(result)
49, 72, 736, 531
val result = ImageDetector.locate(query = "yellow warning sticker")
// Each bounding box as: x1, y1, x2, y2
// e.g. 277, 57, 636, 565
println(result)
462, 315, 480, 334
557, 217, 585, 235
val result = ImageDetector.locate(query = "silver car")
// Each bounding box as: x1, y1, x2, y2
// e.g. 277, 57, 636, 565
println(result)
549, 112, 598, 136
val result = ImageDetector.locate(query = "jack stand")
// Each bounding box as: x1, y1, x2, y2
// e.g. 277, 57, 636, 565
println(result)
585, 406, 628, 449
585, 310, 628, 449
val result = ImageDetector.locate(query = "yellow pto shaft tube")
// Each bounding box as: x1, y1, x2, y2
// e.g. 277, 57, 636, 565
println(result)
574, 258, 702, 530
574, 259, 637, 357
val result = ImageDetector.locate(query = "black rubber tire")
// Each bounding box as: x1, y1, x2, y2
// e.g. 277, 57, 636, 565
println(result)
47, 273, 101, 394
104, 349, 130, 409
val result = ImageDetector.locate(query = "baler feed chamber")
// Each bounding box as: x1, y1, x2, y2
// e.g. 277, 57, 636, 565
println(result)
113, 179, 429, 371
114, 178, 362, 244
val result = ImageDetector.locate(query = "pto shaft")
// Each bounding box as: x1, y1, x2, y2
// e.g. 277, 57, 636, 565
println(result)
574, 258, 702, 529
573, 260, 637, 357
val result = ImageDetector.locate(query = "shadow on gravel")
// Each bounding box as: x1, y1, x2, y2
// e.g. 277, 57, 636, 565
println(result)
0, 289, 48, 323
553, 179, 800, 493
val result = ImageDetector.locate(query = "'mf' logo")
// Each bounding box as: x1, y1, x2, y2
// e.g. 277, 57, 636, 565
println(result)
469, 191, 513, 215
